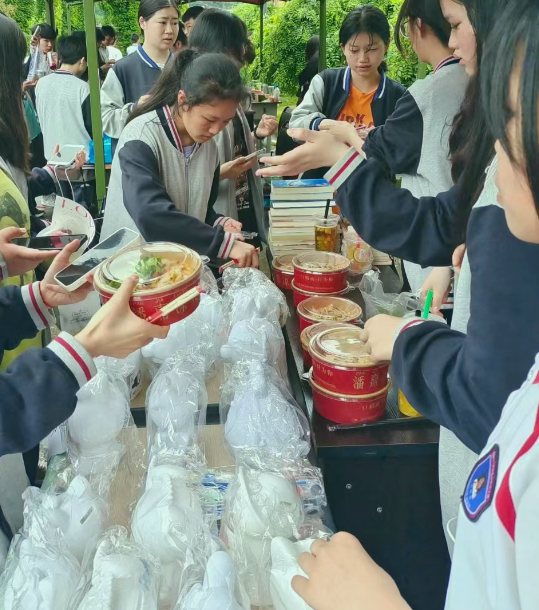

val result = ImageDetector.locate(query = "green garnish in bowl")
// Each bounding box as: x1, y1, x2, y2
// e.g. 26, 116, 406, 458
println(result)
135, 255, 163, 281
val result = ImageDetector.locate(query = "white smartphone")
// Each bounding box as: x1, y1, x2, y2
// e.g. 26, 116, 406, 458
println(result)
244, 151, 258, 162
54, 228, 140, 292
48, 145, 85, 167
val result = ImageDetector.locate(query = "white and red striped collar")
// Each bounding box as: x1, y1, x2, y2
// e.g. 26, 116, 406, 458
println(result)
54, 69, 75, 76
163, 105, 183, 152
434, 56, 460, 73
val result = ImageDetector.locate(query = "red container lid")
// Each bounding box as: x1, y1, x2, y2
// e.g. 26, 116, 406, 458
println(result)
271, 254, 295, 273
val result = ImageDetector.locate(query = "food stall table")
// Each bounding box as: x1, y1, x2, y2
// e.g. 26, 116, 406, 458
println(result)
279, 282, 451, 610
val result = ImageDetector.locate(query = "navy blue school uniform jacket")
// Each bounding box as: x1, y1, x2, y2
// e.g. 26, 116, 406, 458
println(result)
325, 152, 539, 455
101, 46, 171, 139
0, 276, 96, 457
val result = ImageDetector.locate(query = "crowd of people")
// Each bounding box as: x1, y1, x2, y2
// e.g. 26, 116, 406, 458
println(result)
1, 0, 539, 607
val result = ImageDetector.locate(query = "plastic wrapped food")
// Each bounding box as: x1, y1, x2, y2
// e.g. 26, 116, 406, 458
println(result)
270, 538, 315, 610
132, 465, 209, 609
220, 361, 310, 464
142, 315, 216, 378
220, 466, 304, 607
359, 270, 419, 319
95, 349, 143, 399
0, 535, 80, 610
220, 318, 286, 380
73, 526, 160, 610
177, 551, 250, 610
221, 267, 289, 328
67, 371, 131, 496
21, 476, 106, 564
146, 352, 208, 465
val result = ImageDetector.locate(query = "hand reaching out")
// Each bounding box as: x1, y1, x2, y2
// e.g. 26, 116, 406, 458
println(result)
255, 114, 279, 139
319, 120, 364, 151
0, 227, 57, 277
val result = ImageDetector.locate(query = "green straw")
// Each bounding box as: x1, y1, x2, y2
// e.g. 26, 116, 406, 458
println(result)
422, 290, 433, 319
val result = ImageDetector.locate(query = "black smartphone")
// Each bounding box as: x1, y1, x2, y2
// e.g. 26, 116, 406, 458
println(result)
11, 234, 88, 251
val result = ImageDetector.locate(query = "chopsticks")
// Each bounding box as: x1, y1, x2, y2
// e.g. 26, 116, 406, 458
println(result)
327, 417, 424, 432
219, 247, 261, 274
146, 286, 204, 324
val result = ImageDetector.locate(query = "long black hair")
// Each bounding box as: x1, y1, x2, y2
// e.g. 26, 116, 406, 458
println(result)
128, 48, 246, 124
0, 13, 29, 172
339, 5, 391, 72
306, 35, 320, 62
394, 0, 451, 53
188, 8, 250, 66
139, 0, 178, 21
482, 0, 539, 214
448, 0, 502, 239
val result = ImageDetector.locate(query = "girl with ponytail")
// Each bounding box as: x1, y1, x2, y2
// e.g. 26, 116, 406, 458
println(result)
101, 49, 259, 268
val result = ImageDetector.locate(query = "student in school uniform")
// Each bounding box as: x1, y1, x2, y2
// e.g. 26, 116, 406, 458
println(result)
101, 49, 258, 268
100, 0, 180, 140
320, 0, 468, 295
290, 5, 406, 178
258, 0, 539, 558
289, 5, 539, 610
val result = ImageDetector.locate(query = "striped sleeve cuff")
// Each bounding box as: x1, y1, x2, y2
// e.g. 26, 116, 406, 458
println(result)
395, 319, 426, 341
214, 216, 230, 228
44, 165, 59, 187
218, 231, 236, 259
324, 148, 365, 190
0, 251, 6, 281
311, 117, 324, 131
47, 332, 97, 388
21, 282, 55, 330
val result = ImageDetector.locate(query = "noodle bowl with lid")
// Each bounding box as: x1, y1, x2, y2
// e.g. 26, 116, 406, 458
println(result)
94, 242, 202, 326
292, 252, 350, 294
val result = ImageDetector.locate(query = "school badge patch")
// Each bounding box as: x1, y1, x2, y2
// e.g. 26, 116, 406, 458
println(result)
462, 445, 499, 522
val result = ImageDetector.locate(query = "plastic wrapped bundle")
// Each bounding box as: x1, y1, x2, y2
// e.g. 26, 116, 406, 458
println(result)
132, 465, 210, 609
220, 361, 310, 464
67, 371, 131, 495
21, 476, 106, 565
220, 466, 304, 607
74, 526, 160, 610
95, 350, 143, 399
142, 316, 216, 378
177, 551, 250, 610
220, 318, 287, 380
199, 260, 219, 298
270, 538, 315, 610
146, 351, 208, 467
221, 267, 289, 328
0, 535, 80, 610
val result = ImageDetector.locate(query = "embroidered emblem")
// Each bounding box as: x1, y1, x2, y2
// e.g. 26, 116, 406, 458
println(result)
462, 445, 499, 522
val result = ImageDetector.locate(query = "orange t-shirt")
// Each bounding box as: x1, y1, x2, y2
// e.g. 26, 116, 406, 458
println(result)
337, 85, 376, 129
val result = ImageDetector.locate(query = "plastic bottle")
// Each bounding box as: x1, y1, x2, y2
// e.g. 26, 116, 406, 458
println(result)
273, 84, 280, 103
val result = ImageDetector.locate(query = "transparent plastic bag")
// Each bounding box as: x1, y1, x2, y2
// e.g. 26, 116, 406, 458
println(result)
0, 486, 82, 610
70, 526, 160, 610
146, 351, 208, 467
220, 318, 287, 380
221, 267, 289, 329
175, 549, 250, 610
220, 466, 305, 607
27, 48, 48, 81
0, 534, 80, 610
220, 361, 310, 464
95, 350, 143, 400
359, 270, 419, 319
270, 538, 316, 610
142, 316, 216, 378
67, 371, 132, 498
132, 465, 214, 609
22, 477, 106, 565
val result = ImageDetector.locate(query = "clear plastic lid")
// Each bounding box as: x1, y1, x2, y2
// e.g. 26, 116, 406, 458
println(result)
272, 254, 295, 272
300, 321, 353, 349
102, 242, 201, 293
293, 251, 350, 273
297, 297, 361, 323
310, 326, 377, 366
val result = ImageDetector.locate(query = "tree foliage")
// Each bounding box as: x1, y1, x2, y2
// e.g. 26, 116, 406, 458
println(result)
234, 0, 419, 95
